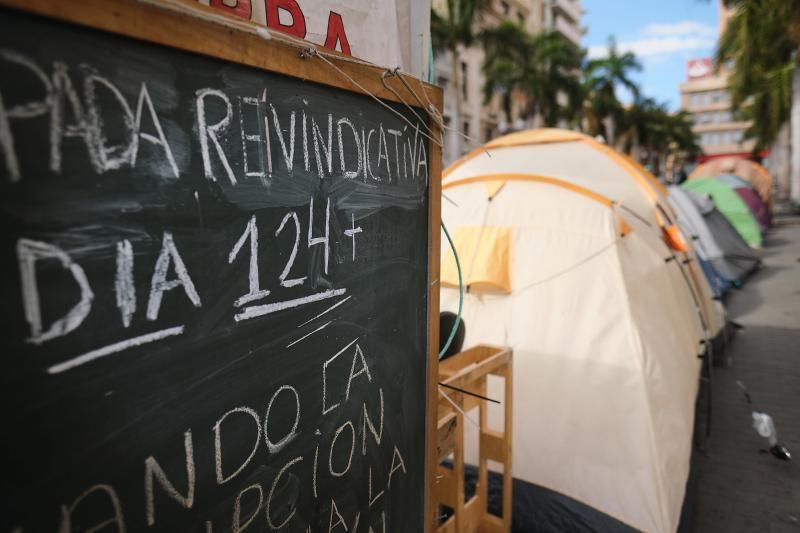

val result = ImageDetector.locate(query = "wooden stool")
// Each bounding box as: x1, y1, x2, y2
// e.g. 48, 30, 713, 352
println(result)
433, 345, 513, 533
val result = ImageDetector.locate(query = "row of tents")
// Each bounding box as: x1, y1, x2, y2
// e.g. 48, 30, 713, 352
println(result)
438, 129, 771, 533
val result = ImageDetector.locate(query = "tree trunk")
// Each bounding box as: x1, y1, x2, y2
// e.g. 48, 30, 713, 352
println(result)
649, 144, 660, 177
773, 122, 791, 202
604, 115, 615, 146
790, 63, 800, 204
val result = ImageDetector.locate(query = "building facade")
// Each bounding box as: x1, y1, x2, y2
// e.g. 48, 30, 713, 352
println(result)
679, 61, 755, 161
433, 0, 584, 166
679, 2, 756, 161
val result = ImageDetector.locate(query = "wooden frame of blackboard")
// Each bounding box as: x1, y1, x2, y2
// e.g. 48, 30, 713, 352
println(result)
0, 0, 443, 529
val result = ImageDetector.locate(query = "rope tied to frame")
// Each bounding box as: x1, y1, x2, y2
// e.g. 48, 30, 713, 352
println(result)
300, 46, 443, 148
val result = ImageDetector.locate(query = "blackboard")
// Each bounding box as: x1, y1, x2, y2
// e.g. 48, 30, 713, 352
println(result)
0, 2, 441, 531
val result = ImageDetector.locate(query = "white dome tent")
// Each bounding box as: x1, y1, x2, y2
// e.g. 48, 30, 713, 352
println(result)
440, 174, 703, 533
444, 128, 725, 347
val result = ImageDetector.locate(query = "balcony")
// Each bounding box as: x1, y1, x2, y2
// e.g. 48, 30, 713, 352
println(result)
552, 0, 582, 24
554, 15, 582, 44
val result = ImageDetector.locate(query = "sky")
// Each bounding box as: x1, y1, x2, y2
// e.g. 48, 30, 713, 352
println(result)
581, 0, 719, 110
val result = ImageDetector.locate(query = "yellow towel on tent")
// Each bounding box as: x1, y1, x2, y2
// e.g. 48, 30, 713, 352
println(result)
442, 226, 512, 294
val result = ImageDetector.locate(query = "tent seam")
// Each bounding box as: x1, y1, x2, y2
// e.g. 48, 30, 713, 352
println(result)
610, 222, 673, 533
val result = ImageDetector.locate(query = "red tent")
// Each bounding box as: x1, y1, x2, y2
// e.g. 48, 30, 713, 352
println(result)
735, 187, 770, 232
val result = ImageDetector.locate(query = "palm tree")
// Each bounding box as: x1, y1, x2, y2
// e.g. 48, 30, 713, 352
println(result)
714, 0, 800, 202
481, 23, 583, 128
620, 99, 699, 176
618, 97, 662, 160
583, 36, 642, 145
667, 111, 702, 157
716, 0, 799, 150
431, 0, 488, 154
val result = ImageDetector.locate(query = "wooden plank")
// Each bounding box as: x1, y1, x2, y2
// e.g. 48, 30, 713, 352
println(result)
480, 429, 506, 463
440, 348, 511, 388
479, 514, 506, 533
447, 352, 510, 386
462, 394, 482, 413
502, 360, 514, 531
426, 104, 444, 533
477, 377, 489, 531
437, 387, 462, 431
454, 408, 466, 533
437, 516, 457, 533
437, 412, 458, 463
462, 495, 484, 533
439, 345, 509, 375
0, 0, 443, 109
434, 467, 458, 508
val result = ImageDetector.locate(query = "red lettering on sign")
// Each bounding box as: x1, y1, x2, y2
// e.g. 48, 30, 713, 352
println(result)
265, 0, 307, 39
210, 0, 252, 20
323, 12, 351, 56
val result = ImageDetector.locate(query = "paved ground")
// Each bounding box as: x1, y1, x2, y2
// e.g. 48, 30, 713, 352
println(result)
691, 216, 800, 532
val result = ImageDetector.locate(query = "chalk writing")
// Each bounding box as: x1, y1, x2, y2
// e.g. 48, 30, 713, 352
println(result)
1, 10, 428, 531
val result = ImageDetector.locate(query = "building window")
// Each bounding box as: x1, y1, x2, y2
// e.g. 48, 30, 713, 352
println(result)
501, 0, 510, 16
485, 126, 494, 142
461, 61, 468, 101
518, 11, 525, 26
463, 120, 471, 136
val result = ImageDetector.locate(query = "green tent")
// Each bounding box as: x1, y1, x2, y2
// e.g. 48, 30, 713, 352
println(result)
683, 178, 763, 248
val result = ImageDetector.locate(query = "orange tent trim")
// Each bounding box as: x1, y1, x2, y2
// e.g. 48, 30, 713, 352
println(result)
442, 128, 670, 215
443, 173, 614, 208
